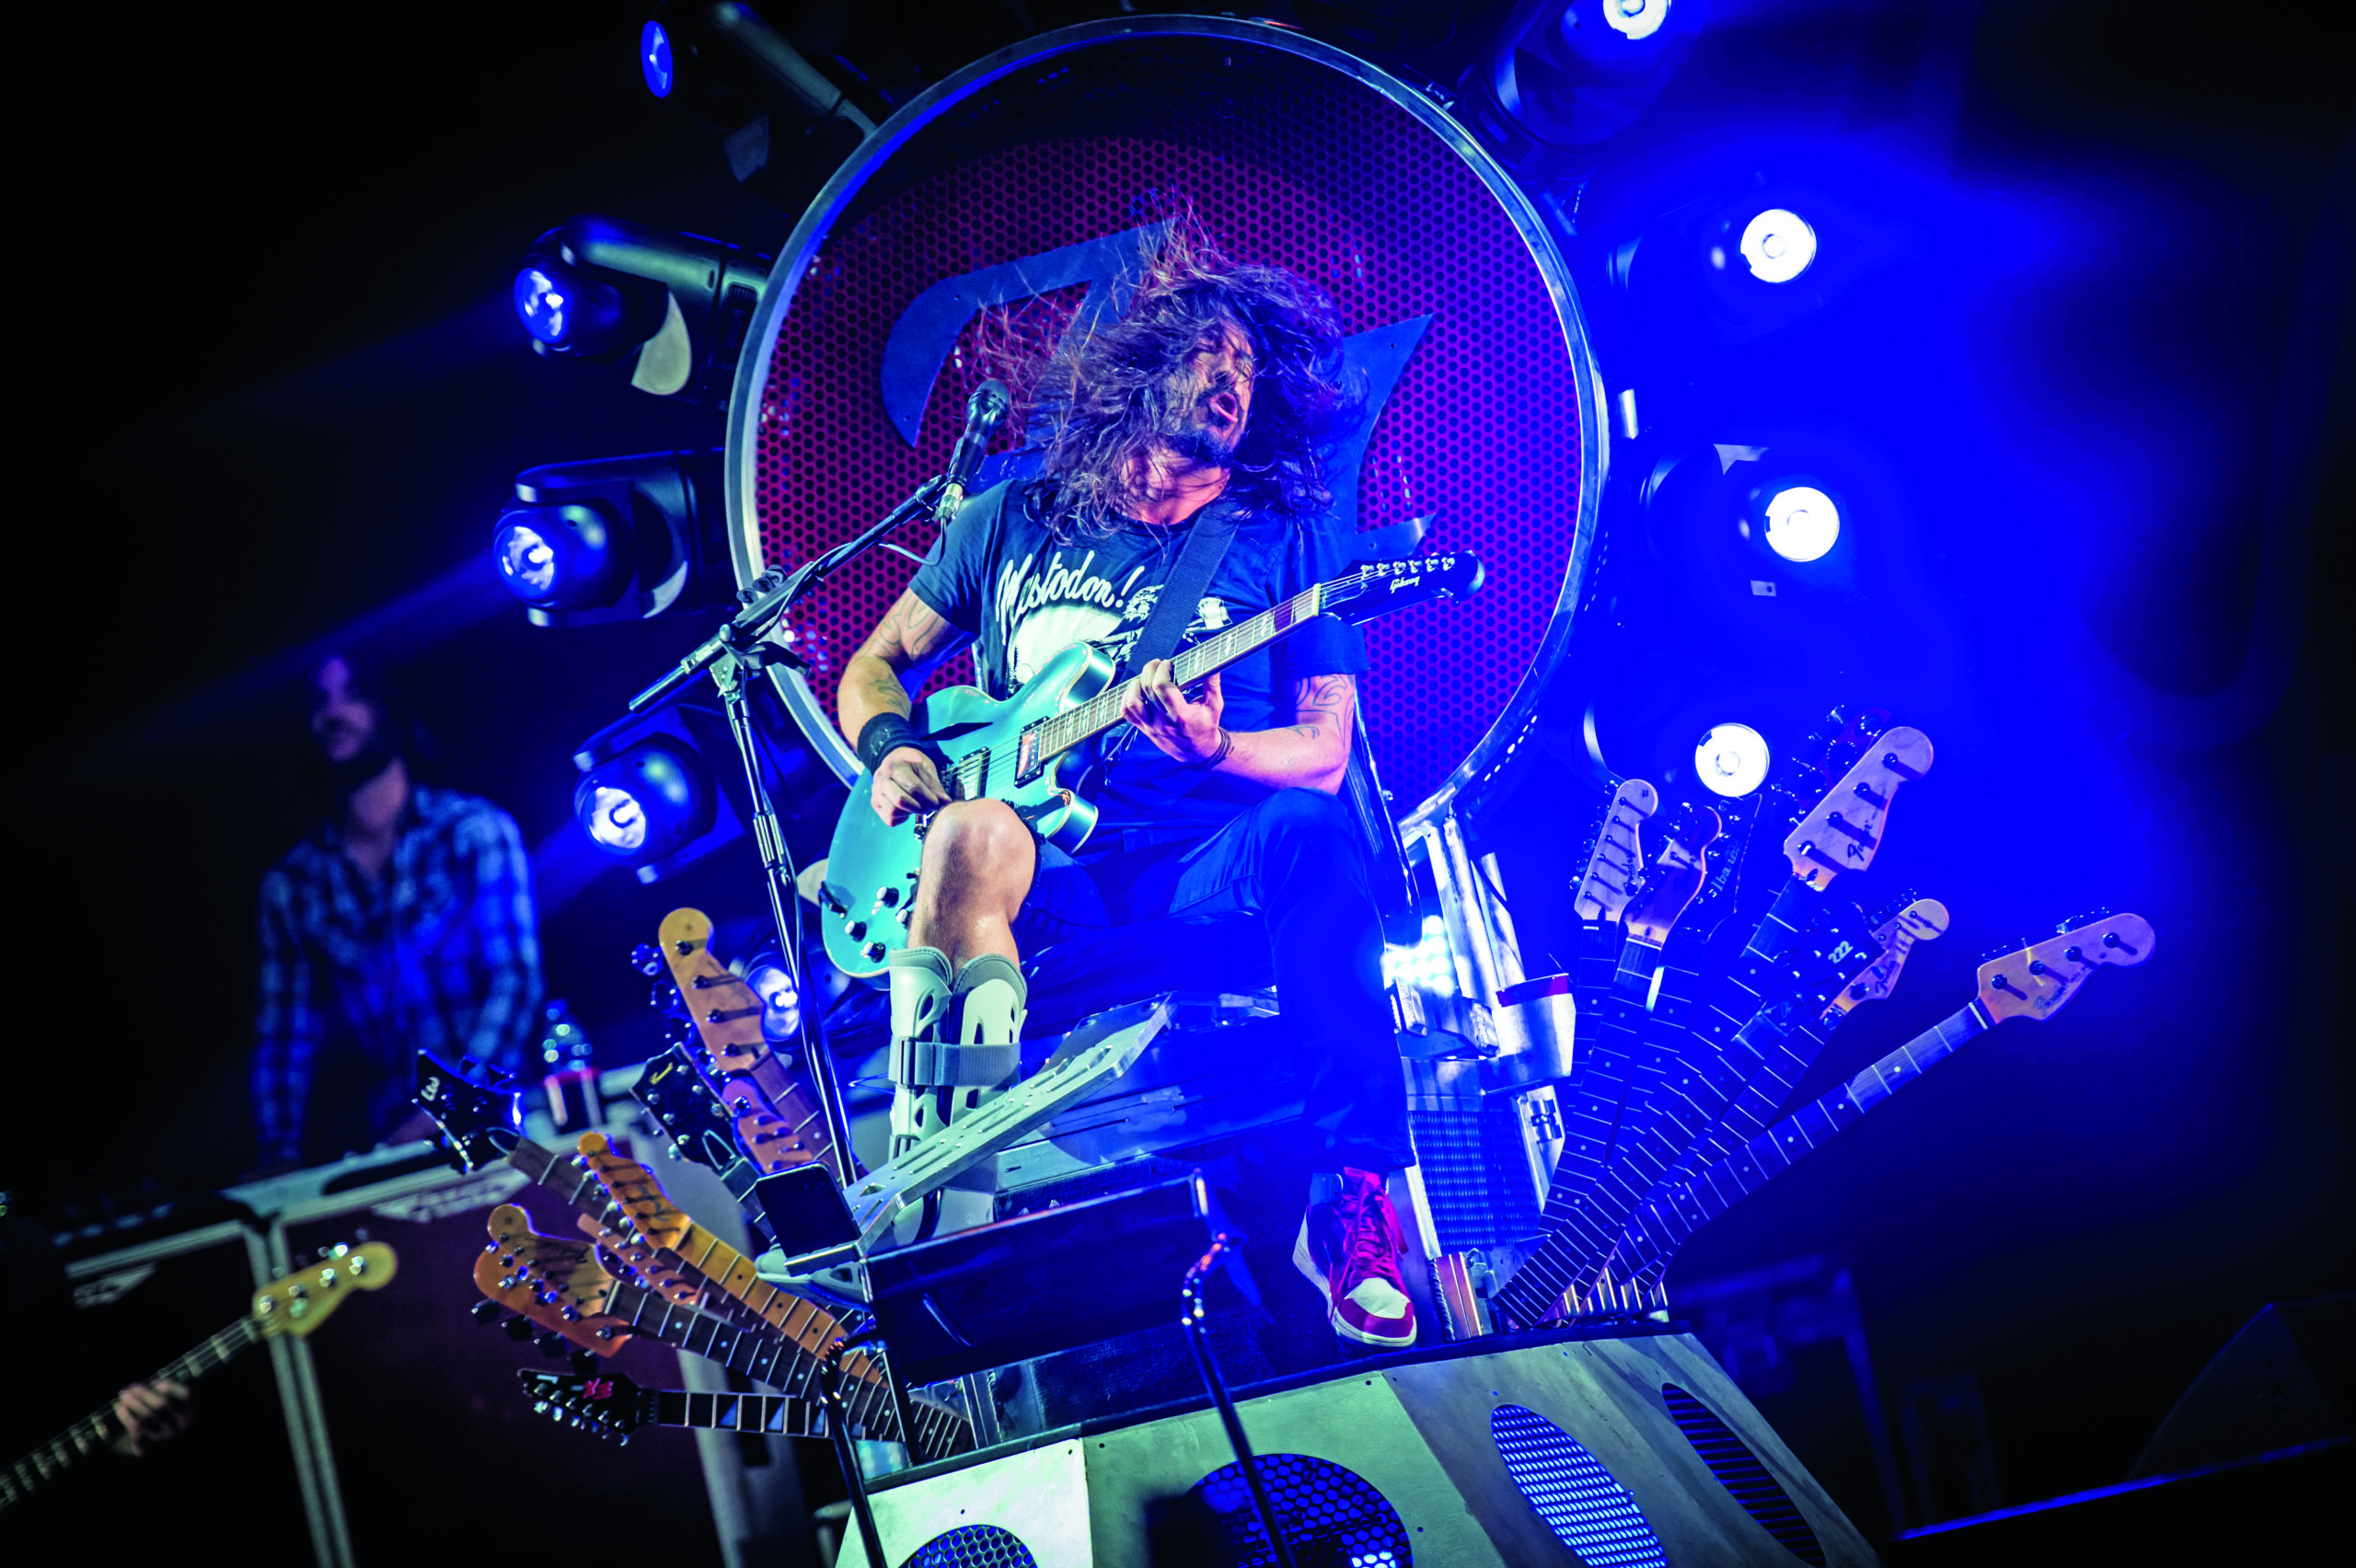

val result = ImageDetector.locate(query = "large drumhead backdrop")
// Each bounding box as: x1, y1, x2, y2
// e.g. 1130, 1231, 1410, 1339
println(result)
727, 17, 1605, 824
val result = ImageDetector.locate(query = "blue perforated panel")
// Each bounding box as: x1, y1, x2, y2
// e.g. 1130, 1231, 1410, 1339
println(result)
1661, 1383, 1826, 1564
904, 1523, 1039, 1568
1197, 1451, 1413, 1568
1490, 1403, 1668, 1567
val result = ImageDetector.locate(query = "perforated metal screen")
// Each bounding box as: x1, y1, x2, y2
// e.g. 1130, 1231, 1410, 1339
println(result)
1197, 1451, 1413, 1568
1661, 1382, 1827, 1564
903, 1523, 1039, 1568
733, 17, 1600, 818
1490, 1402, 1668, 1567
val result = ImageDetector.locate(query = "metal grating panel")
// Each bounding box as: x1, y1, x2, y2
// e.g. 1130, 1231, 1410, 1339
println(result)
1196, 1451, 1414, 1568
737, 20, 1596, 818
1490, 1402, 1668, 1568
1660, 1383, 1827, 1564
904, 1522, 1040, 1568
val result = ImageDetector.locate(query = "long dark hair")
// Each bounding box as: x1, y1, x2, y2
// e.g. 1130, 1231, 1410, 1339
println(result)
1026, 220, 1359, 533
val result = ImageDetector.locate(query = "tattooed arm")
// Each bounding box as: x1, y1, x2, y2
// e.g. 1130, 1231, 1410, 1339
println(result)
1120, 667, 1356, 794
839, 588, 974, 824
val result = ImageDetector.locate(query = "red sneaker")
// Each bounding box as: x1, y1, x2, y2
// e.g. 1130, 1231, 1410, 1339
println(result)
1292, 1169, 1417, 1348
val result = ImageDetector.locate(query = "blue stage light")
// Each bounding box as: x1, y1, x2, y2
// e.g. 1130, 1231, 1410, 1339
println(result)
1761, 483, 1842, 562
514, 267, 567, 344
746, 959, 802, 1042
1738, 208, 1818, 283
1603, 0, 1674, 43
573, 739, 717, 867
1694, 723, 1771, 798
641, 20, 675, 98
491, 502, 624, 611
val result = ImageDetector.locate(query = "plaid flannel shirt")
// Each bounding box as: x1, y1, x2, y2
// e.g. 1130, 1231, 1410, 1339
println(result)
252, 787, 541, 1162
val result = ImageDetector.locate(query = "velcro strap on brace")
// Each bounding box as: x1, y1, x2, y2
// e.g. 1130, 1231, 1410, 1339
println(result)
888, 1036, 1021, 1088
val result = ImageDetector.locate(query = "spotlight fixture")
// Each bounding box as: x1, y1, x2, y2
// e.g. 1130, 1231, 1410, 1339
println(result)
644, 1, 875, 212
1693, 722, 1771, 798
513, 216, 770, 402
491, 449, 725, 626
1457, 0, 1702, 173
570, 706, 742, 883
569, 692, 837, 886
744, 952, 802, 1043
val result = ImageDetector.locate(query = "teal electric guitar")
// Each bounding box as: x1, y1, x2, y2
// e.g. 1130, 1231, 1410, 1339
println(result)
819, 551, 1486, 977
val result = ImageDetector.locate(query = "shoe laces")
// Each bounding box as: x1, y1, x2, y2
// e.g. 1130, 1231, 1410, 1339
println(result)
1333, 1170, 1406, 1288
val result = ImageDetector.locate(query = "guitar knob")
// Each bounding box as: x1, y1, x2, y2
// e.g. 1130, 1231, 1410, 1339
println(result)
878, 886, 901, 907
844, 921, 867, 940
863, 942, 887, 963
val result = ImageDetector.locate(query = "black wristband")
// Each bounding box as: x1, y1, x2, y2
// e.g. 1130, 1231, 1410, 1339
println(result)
856, 712, 927, 772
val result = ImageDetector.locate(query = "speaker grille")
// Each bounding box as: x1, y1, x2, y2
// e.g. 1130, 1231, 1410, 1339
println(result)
904, 1523, 1039, 1568
1660, 1383, 1826, 1564
1197, 1451, 1414, 1567
1489, 1403, 1667, 1567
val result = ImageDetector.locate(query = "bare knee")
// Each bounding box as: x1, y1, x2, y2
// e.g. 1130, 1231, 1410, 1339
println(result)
919, 800, 1034, 893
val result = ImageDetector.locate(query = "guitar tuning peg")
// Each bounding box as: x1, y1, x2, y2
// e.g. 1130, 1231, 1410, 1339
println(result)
629, 943, 664, 977
2060, 906, 2115, 932
468, 1299, 504, 1325
502, 1316, 535, 1342
535, 1332, 570, 1360
570, 1350, 598, 1374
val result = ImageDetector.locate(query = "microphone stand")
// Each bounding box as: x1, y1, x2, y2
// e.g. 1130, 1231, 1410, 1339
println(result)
626, 473, 950, 1190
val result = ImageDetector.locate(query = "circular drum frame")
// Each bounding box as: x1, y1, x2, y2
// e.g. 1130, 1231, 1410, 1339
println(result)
725, 14, 1607, 830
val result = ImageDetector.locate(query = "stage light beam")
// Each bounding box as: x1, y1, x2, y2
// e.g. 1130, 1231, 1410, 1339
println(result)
1695, 723, 1771, 799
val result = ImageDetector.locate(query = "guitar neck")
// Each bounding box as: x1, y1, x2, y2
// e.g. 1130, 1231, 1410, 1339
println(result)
2, 1315, 263, 1509
1030, 580, 1329, 766
643, 1386, 969, 1455
1615, 1000, 1992, 1283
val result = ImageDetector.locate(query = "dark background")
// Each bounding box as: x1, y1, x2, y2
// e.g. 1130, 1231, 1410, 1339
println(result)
16, 0, 2349, 1544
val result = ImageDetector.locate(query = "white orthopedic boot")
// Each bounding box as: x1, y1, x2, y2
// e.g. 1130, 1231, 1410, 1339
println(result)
929, 954, 1028, 1234
886, 945, 954, 1160
886, 949, 1027, 1239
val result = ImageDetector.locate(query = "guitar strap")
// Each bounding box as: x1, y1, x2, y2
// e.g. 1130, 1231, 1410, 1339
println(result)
1115, 494, 1245, 681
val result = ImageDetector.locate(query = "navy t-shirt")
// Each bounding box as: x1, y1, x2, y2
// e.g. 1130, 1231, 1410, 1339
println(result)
907, 479, 1368, 839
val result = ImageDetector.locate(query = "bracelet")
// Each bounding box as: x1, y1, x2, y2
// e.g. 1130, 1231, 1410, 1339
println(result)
856, 712, 926, 771
1188, 727, 1233, 769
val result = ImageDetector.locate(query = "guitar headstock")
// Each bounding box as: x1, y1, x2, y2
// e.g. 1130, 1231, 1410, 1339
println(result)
253, 1242, 397, 1339
1977, 911, 2154, 1024
413, 1051, 520, 1172
518, 1368, 656, 1443
1781, 725, 1933, 891
1572, 779, 1660, 923
1822, 895, 1949, 1024
577, 1132, 696, 1253
1623, 801, 1725, 948
474, 1205, 632, 1354
633, 1047, 743, 1172
1324, 551, 1488, 624
655, 909, 771, 1077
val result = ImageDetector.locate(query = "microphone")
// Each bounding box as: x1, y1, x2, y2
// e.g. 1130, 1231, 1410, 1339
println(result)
934, 379, 1011, 523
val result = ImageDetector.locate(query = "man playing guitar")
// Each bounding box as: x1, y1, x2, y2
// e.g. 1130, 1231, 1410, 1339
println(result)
836, 227, 1417, 1347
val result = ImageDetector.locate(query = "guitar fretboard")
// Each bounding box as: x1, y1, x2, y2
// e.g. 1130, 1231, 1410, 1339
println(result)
2, 1316, 263, 1509
1610, 1001, 1991, 1283
1023, 580, 1331, 767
